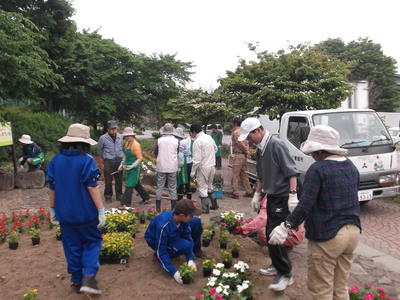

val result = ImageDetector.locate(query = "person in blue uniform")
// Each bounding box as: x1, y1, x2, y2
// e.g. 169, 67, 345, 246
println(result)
144, 199, 203, 284
46, 123, 106, 295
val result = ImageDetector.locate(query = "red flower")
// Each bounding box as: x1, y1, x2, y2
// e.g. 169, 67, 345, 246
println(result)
0, 220, 4, 228
209, 289, 217, 296
1, 228, 6, 235
16, 221, 23, 227
27, 219, 33, 228
220, 222, 227, 227
11, 225, 16, 231
215, 296, 223, 300
195, 296, 203, 299
377, 288, 385, 294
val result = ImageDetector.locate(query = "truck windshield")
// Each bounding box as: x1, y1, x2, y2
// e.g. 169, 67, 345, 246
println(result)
312, 112, 392, 148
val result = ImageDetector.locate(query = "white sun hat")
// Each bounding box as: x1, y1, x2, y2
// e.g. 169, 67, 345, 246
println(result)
238, 118, 262, 142
160, 123, 176, 135
122, 127, 136, 137
58, 123, 97, 146
301, 125, 348, 156
19, 134, 33, 144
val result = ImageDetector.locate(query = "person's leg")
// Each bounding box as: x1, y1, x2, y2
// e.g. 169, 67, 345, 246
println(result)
239, 156, 253, 195
185, 163, 193, 199
135, 182, 150, 203
60, 226, 84, 284
188, 217, 203, 253
333, 225, 360, 300
103, 160, 113, 202
156, 172, 167, 212
167, 172, 177, 209
196, 171, 210, 213
216, 156, 222, 169
177, 184, 184, 200
113, 160, 123, 202
80, 225, 102, 277
169, 238, 194, 261
121, 187, 133, 207
231, 155, 242, 198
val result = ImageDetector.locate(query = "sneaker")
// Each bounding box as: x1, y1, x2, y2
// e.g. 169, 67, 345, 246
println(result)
268, 275, 294, 292
259, 265, 278, 276
79, 276, 102, 295
70, 283, 81, 294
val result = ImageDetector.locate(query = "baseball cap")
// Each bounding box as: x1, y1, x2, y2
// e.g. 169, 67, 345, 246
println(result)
174, 199, 202, 216
238, 117, 261, 142
107, 120, 118, 129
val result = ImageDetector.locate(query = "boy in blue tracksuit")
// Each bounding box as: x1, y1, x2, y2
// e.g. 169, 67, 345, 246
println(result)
144, 199, 203, 284
46, 124, 106, 295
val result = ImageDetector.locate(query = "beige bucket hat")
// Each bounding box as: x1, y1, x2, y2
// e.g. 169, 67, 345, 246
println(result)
58, 123, 97, 146
19, 134, 33, 144
122, 127, 136, 137
173, 127, 185, 139
160, 123, 176, 135
301, 125, 348, 156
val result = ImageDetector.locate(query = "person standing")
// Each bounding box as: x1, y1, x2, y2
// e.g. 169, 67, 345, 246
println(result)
119, 127, 149, 207
46, 123, 105, 295
190, 124, 218, 213
174, 127, 191, 200
184, 132, 195, 200
18, 134, 45, 171
231, 118, 253, 199
153, 123, 179, 212
210, 124, 223, 169
97, 120, 124, 203
239, 117, 299, 291
269, 125, 361, 299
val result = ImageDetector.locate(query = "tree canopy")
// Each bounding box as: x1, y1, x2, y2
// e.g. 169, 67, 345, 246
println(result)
217, 44, 353, 120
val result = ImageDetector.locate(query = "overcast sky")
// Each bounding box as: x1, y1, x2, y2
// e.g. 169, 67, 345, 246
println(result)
71, 0, 400, 90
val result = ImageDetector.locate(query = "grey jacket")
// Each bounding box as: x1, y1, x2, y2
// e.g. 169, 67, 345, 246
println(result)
97, 133, 123, 161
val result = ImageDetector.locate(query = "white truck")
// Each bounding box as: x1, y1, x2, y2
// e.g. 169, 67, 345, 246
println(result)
229, 109, 400, 202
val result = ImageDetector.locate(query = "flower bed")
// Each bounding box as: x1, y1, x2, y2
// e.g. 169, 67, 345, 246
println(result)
104, 211, 137, 233
349, 285, 396, 300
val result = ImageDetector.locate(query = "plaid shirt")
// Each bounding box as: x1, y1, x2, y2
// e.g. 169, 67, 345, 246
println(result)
287, 159, 361, 242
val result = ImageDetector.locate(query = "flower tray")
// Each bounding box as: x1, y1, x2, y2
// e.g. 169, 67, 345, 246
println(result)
99, 255, 130, 265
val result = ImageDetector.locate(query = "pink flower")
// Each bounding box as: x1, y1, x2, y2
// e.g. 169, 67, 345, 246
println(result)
220, 222, 227, 227
195, 295, 203, 299
364, 284, 372, 289
363, 291, 374, 300
209, 289, 217, 296
377, 288, 385, 294
135, 208, 141, 213
350, 286, 360, 292
379, 294, 385, 299
215, 296, 223, 300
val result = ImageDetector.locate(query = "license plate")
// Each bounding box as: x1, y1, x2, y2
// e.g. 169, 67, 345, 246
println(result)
358, 190, 373, 201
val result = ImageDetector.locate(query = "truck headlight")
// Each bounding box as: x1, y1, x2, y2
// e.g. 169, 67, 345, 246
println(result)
379, 174, 397, 186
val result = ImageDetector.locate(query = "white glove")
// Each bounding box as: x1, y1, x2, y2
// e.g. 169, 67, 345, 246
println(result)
188, 260, 197, 272
97, 208, 106, 228
124, 161, 139, 171
251, 192, 261, 212
117, 160, 125, 171
49, 207, 59, 226
19, 165, 24, 170
269, 222, 289, 245
288, 193, 299, 213
173, 271, 183, 284
18, 157, 24, 164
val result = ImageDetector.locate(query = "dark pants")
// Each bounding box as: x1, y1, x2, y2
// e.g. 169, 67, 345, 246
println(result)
266, 195, 292, 276
178, 163, 193, 200
121, 182, 149, 206
215, 156, 222, 169
103, 159, 123, 202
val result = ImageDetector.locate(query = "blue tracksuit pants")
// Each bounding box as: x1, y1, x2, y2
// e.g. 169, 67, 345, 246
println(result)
168, 217, 202, 260
60, 224, 102, 284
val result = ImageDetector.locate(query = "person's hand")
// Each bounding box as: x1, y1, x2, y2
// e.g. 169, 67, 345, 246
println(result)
117, 160, 125, 171
49, 207, 59, 226
97, 208, 106, 228
188, 260, 197, 272
19, 165, 24, 170
251, 192, 261, 212
288, 193, 299, 213
269, 222, 289, 245
190, 171, 195, 178
18, 157, 24, 164
124, 161, 139, 170
173, 271, 183, 284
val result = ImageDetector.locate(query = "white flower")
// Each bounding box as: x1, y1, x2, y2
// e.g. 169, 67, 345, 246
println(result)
237, 284, 244, 293
216, 286, 223, 294
215, 263, 225, 269
242, 280, 250, 290
212, 269, 221, 276
206, 277, 217, 287
234, 261, 249, 273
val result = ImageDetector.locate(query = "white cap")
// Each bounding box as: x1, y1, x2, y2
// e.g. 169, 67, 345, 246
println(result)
301, 125, 348, 156
238, 118, 262, 142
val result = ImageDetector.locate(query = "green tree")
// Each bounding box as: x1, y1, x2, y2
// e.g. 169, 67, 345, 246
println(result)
315, 38, 400, 111
0, 12, 62, 101
217, 44, 353, 120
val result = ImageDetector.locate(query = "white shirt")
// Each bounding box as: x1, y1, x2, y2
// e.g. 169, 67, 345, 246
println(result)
156, 135, 179, 173
191, 132, 218, 175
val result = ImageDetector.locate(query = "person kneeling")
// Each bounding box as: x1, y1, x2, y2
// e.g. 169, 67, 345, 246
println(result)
144, 199, 203, 284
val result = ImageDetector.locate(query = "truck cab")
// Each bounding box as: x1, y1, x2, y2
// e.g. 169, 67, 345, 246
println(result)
278, 109, 400, 202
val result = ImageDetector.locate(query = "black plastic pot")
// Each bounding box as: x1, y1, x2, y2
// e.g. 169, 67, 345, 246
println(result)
32, 237, 40, 245
9, 242, 18, 250
223, 261, 232, 268
56, 235, 62, 241
220, 242, 227, 249
182, 277, 191, 284
232, 250, 239, 258
140, 218, 146, 224
203, 268, 212, 277
202, 239, 210, 247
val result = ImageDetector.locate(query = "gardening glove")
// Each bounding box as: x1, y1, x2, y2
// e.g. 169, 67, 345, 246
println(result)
117, 160, 125, 171
188, 260, 197, 272
173, 271, 183, 284
49, 207, 59, 226
124, 161, 139, 171
269, 222, 289, 245
97, 208, 106, 229
251, 192, 261, 212
288, 193, 299, 213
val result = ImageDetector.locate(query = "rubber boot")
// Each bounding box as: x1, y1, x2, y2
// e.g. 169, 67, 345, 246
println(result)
171, 200, 177, 210
177, 194, 184, 201
186, 193, 192, 200
209, 192, 219, 210
156, 200, 161, 213
200, 197, 210, 214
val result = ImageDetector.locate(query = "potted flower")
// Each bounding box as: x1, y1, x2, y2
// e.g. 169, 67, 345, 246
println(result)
8, 231, 19, 250
0, 228, 7, 243
220, 250, 233, 268
28, 228, 41, 245
100, 232, 133, 264
220, 210, 244, 233
231, 241, 240, 258
55, 226, 61, 240
22, 289, 39, 300
219, 230, 228, 249
178, 262, 196, 284
202, 229, 213, 247
233, 261, 250, 280
202, 259, 215, 277
208, 223, 216, 239
147, 207, 158, 221
135, 208, 146, 224
127, 223, 137, 238
237, 280, 253, 299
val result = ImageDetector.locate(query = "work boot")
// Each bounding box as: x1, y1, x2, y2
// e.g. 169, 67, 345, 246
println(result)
171, 200, 177, 210
200, 197, 210, 214
177, 194, 184, 200
156, 200, 161, 213
186, 193, 192, 200
208, 192, 219, 210
80, 275, 101, 295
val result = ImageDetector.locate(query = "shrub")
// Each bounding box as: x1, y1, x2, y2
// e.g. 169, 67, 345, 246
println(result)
151, 132, 161, 139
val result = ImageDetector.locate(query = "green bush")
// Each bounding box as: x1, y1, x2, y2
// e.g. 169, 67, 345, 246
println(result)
0, 106, 72, 168
151, 132, 161, 139
137, 138, 156, 154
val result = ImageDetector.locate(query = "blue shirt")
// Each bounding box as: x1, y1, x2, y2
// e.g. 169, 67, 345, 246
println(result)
46, 149, 100, 226
287, 159, 361, 242
97, 133, 123, 160
144, 211, 194, 275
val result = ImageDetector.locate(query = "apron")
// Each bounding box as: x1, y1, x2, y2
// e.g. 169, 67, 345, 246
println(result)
212, 133, 221, 157
177, 155, 189, 186
124, 147, 141, 188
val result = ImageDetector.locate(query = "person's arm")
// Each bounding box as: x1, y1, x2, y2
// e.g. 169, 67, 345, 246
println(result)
132, 141, 143, 163
218, 131, 223, 145
87, 186, 104, 209
191, 140, 201, 176
155, 227, 177, 276
152, 140, 159, 156
97, 137, 104, 159
255, 150, 263, 192
232, 130, 248, 154
289, 176, 297, 192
